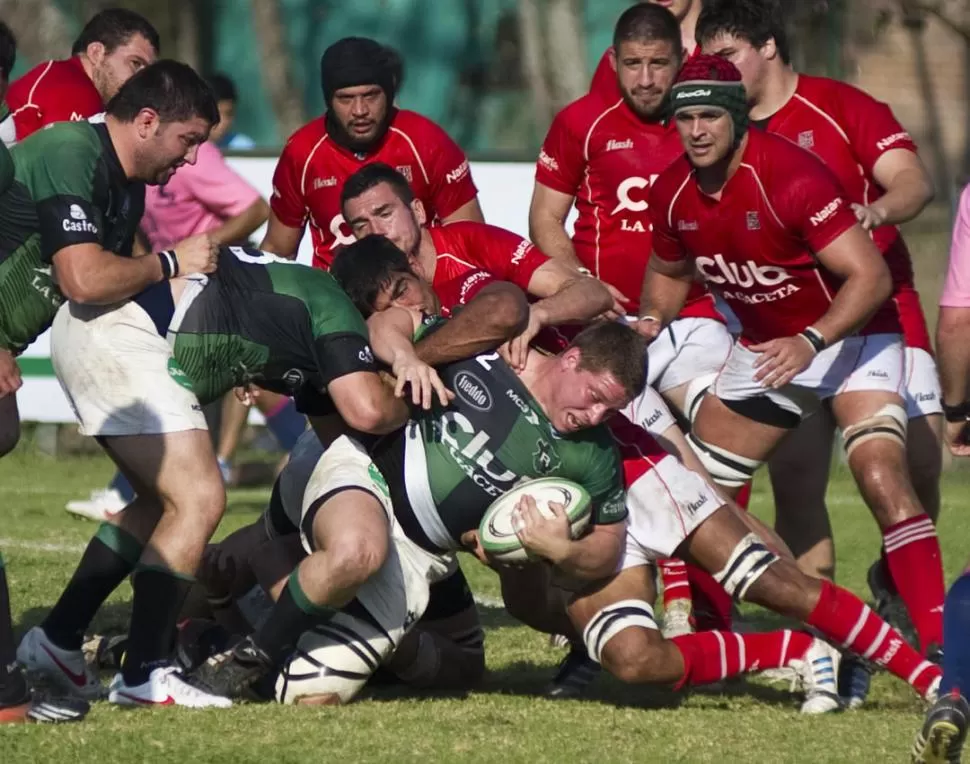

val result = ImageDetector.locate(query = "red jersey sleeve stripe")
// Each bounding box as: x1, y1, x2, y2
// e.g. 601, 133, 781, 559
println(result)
739, 164, 785, 229
791, 93, 852, 146
298, 134, 330, 199
666, 173, 693, 231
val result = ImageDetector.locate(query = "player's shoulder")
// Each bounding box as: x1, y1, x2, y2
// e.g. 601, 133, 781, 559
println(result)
21, 119, 101, 156
652, 154, 693, 199
555, 92, 622, 136
748, 128, 826, 170
280, 116, 328, 158
796, 74, 879, 109
390, 109, 456, 145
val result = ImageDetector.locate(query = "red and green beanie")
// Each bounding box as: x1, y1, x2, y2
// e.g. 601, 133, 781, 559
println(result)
670, 54, 749, 143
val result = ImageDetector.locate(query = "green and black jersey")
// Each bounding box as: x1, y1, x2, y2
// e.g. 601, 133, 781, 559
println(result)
372, 346, 627, 552
0, 119, 144, 353
162, 246, 376, 405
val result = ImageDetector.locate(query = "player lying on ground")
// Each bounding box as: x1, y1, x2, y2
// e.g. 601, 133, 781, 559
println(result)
336, 235, 943, 712
18, 245, 423, 710
698, 3, 943, 700
190, 238, 641, 703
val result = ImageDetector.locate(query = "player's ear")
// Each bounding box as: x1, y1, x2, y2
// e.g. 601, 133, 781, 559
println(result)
607, 46, 618, 73
560, 346, 581, 372
85, 41, 106, 66
411, 198, 427, 226
762, 37, 778, 61
134, 107, 160, 139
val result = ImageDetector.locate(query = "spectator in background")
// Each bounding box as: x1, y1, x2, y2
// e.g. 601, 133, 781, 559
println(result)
207, 73, 256, 151
911, 183, 970, 763
64, 99, 273, 522
0, 22, 15, 103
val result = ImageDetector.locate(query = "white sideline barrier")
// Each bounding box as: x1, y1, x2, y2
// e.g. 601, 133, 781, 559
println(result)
18, 158, 557, 423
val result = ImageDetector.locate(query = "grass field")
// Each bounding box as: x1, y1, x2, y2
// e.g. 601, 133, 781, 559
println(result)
1, 438, 969, 763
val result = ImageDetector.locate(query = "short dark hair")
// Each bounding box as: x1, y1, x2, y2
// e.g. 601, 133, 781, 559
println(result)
696, 0, 791, 65
0, 22, 15, 79
567, 322, 647, 399
206, 73, 237, 103
613, 3, 682, 56
71, 8, 160, 57
341, 162, 415, 212
106, 60, 219, 126
330, 235, 414, 317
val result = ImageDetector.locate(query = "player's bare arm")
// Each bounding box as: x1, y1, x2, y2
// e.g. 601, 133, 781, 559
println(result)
855, 148, 934, 230
0, 349, 22, 398
325, 372, 410, 435
209, 196, 271, 246
636, 253, 694, 338
750, 225, 892, 389
414, 282, 529, 366
258, 210, 303, 260
514, 494, 625, 581
441, 197, 484, 225
52, 234, 218, 305
366, 307, 453, 409
529, 182, 584, 268
936, 305, 970, 455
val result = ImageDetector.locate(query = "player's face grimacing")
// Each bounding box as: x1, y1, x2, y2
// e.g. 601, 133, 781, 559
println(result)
547, 350, 629, 433
331, 85, 389, 147
701, 33, 770, 106
647, 0, 695, 22
344, 181, 425, 257
372, 272, 440, 315
675, 106, 733, 167
612, 39, 680, 121
137, 115, 213, 185
90, 34, 157, 103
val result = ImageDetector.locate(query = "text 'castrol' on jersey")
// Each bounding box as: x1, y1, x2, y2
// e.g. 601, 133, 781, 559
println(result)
650, 129, 901, 345
758, 75, 929, 351
270, 108, 477, 270
536, 90, 720, 321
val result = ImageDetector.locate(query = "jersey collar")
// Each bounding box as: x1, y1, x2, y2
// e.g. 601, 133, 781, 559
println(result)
92, 121, 131, 186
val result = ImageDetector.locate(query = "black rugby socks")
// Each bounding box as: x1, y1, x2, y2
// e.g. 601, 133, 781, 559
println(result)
253, 571, 334, 664
42, 523, 143, 650
0, 557, 29, 706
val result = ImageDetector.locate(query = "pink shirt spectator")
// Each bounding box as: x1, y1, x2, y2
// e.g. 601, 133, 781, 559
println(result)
141, 141, 262, 250
942, 184, 970, 307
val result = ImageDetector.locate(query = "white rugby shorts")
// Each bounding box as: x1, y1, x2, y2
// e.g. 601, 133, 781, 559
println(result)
618, 454, 724, 571
622, 385, 677, 439
903, 347, 942, 419
713, 333, 905, 418
51, 300, 207, 437
647, 316, 733, 393
297, 433, 455, 649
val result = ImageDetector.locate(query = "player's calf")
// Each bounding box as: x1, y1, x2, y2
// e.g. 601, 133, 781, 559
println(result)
0, 395, 20, 457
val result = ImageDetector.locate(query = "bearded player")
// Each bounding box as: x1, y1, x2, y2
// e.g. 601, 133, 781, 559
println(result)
639, 55, 945, 706
0, 8, 158, 145
260, 36, 482, 268
530, 2, 735, 646
697, 0, 944, 706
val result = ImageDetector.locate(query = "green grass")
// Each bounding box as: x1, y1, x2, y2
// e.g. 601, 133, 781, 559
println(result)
2, 443, 970, 763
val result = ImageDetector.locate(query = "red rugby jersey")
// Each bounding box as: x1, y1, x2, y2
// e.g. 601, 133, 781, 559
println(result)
3, 57, 103, 142
271, 108, 477, 270
650, 129, 901, 345
759, 75, 929, 350
536, 92, 719, 321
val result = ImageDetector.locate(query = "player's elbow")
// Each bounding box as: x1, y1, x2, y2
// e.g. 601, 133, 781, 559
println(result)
478, 284, 530, 337
55, 263, 100, 305
338, 388, 402, 435
573, 276, 613, 315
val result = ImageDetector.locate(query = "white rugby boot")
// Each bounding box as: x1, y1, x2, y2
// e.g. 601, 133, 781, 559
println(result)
661, 599, 695, 640
790, 637, 842, 714
17, 626, 103, 700
65, 488, 126, 522
108, 665, 232, 708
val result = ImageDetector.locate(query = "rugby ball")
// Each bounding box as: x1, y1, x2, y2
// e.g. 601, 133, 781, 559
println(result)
478, 477, 592, 564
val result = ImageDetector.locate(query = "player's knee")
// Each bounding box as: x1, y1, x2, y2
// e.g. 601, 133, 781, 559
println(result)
324, 531, 387, 586
582, 598, 659, 675
687, 432, 761, 489
601, 628, 666, 684
712, 533, 779, 604
843, 403, 907, 460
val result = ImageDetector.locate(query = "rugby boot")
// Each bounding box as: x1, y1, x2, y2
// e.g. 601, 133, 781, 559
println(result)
192, 635, 274, 699
545, 644, 600, 699
17, 626, 102, 700
912, 690, 970, 763
108, 664, 231, 708
838, 652, 873, 710
791, 637, 842, 714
